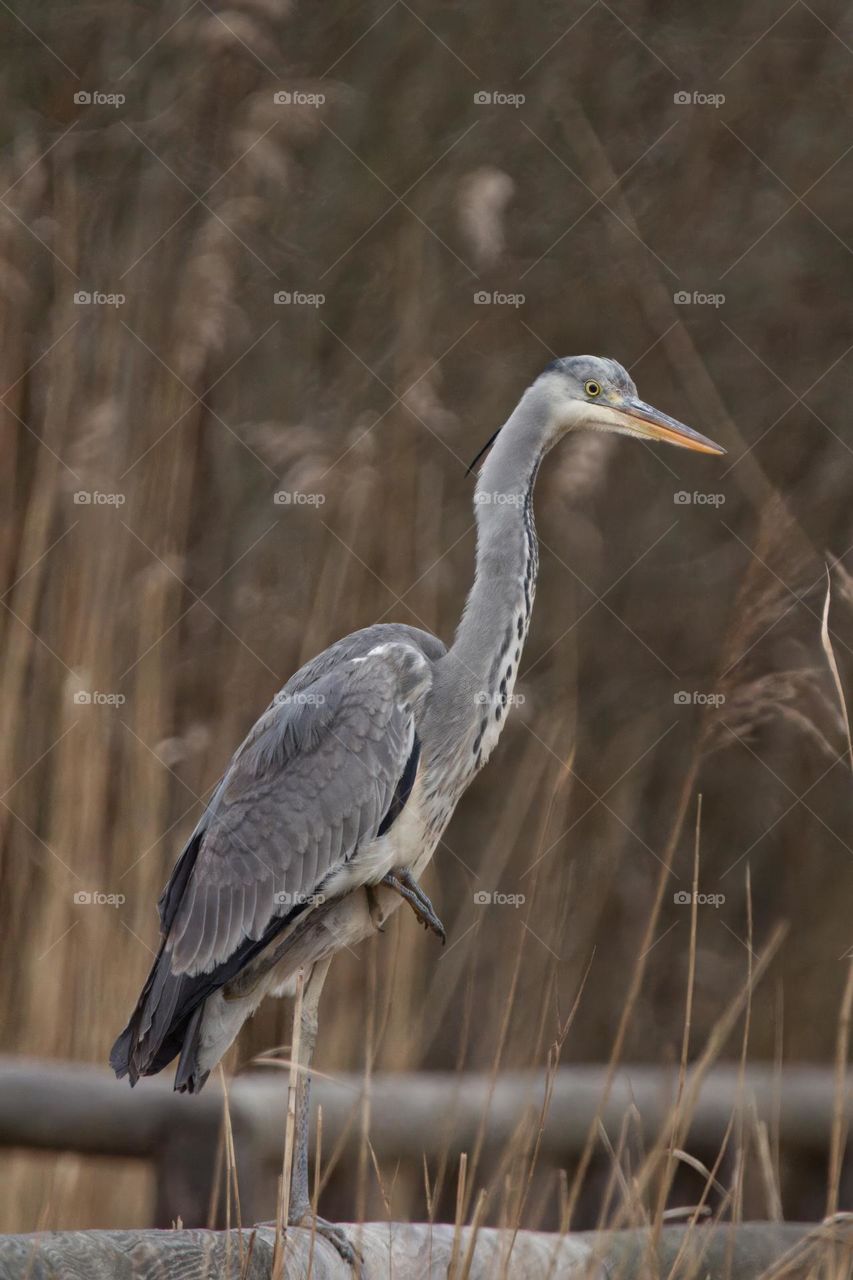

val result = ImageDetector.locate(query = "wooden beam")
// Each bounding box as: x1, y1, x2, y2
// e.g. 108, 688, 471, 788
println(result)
0, 1057, 847, 1162
0, 1221, 849, 1279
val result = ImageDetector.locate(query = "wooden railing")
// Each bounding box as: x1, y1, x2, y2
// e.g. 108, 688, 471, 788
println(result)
1, 1221, 851, 1279
0, 1056, 848, 1227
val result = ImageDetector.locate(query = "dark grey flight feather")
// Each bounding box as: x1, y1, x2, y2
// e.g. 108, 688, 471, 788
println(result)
110, 624, 444, 1088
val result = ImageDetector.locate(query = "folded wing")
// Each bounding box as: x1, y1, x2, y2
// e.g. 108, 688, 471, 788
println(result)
111, 639, 433, 1086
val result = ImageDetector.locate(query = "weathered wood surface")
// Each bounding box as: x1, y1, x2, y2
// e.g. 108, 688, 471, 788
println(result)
2, 1057, 848, 1162
0, 1222, 849, 1280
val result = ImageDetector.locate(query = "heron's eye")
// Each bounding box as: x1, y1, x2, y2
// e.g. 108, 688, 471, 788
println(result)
585, 380, 601, 398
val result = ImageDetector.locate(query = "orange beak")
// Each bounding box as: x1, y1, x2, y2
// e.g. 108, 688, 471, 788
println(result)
617, 398, 726, 455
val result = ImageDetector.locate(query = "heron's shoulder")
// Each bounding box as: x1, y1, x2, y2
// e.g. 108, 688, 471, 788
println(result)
220, 628, 436, 788
281, 623, 445, 695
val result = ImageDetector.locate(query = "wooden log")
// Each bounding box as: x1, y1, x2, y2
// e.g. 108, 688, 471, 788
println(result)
1, 1057, 849, 1226
0, 1221, 849, 1280
0, 1056, 847, 1163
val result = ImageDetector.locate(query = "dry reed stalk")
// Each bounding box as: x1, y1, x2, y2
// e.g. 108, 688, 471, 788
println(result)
751, 1100, 783, 1223
826, 960, 853, 1222
354, 941, 377, 1231
306, 1104, 322, 1280
563, 747, 703, 1231
218, 1065, 244, 1265
448, 1151, 468, 1279
420, 734, 558, 1062
650, 794, 702, 1237
272, 967, 304, 1280
503, 950, 593, 1275
456, 1187, 489, 1280
658, 922, 786, 1280
460, 890, 529, 1221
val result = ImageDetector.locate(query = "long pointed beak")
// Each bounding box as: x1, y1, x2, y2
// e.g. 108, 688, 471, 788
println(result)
617, 398, 725, 455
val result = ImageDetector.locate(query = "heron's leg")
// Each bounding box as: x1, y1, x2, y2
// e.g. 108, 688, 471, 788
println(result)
287, 956, 329, 1220
380, 868, 446, 943
285, 956, 363, 1272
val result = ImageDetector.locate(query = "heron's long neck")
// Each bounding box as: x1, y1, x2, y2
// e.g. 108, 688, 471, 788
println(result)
450, 388, 552, 686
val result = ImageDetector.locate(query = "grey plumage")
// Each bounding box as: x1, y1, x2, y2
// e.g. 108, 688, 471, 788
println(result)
169, 637, 435, 976
111, 356, 724, 1244
112, 628, 440, 1088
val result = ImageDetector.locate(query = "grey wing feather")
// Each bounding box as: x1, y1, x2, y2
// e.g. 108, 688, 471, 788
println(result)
279, 623, 446, 695
111, 626, 440, 1087
167, 638, 434, 977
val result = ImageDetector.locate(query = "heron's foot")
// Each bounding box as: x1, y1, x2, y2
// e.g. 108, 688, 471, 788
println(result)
256, 1212, 364, 1274
292, 1208, 364, 1273
381, 867, 446, 943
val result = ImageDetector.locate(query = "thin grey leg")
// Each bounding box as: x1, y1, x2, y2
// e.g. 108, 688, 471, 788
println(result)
288, 954, 331, 1220
285, 957, 362, 1271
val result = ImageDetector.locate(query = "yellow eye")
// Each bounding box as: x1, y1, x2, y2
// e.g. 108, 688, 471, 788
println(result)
585, 380, 601, 397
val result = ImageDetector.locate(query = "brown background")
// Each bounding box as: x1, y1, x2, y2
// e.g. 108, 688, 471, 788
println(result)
1, 0, 852, 1233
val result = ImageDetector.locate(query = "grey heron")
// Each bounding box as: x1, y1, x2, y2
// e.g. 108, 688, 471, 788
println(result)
111, 356, 723, 1261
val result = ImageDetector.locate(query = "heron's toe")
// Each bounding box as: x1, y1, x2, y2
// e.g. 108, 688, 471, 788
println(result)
297, 1213, 364, 1273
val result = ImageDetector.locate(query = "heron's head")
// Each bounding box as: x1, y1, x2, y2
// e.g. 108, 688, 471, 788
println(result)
536, 355, 725, 454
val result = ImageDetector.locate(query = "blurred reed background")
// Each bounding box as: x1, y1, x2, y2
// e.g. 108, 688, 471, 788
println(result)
1, 0, 852, 1240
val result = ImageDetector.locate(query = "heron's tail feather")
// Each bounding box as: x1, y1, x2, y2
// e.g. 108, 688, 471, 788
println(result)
173, 1003, 210, 1093
109, 941, 211, 1091
110, 911, 296, 1090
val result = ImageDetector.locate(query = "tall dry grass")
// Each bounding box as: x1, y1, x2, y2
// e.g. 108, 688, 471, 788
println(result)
0, 0, 851, 1253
